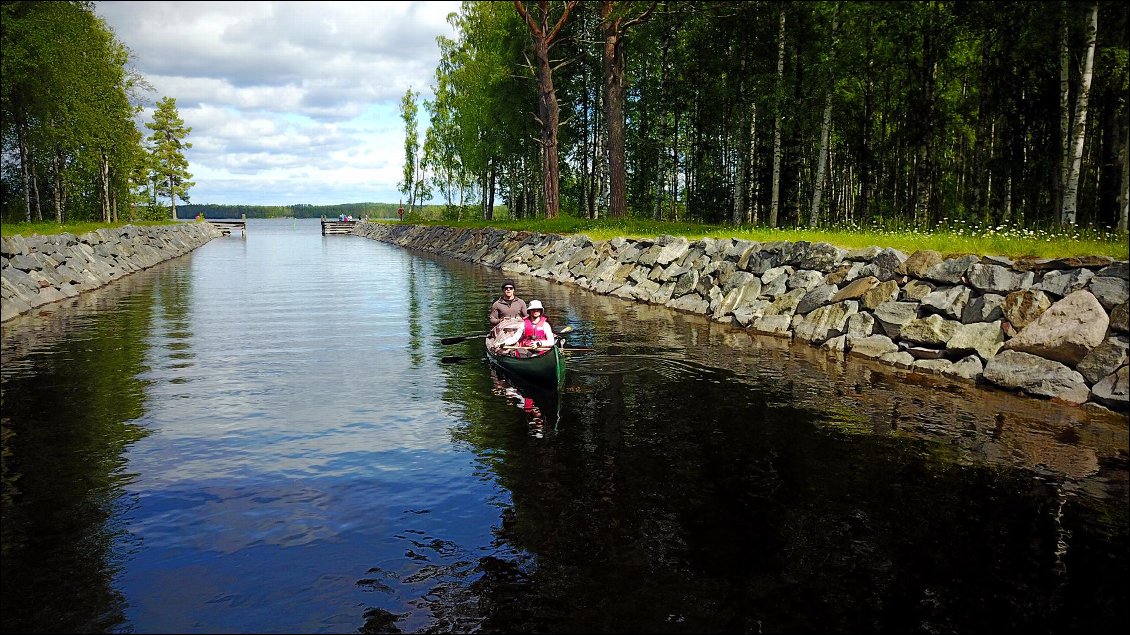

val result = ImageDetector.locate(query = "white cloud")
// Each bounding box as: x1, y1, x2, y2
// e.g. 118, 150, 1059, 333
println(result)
95, 1, 462, 205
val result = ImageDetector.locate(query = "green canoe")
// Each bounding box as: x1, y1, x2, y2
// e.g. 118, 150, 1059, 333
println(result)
485, 334, 565, 388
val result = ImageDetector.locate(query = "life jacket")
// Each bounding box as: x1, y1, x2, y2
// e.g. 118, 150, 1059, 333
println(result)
520, 316, 550, 346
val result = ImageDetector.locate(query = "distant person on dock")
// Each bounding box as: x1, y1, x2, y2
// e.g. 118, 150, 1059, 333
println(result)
489, 280, 527, 327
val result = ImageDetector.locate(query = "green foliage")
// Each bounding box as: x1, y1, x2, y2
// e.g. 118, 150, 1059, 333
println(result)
144, 96, 194, 219
428, 0, 1129, 234
1, 0, 147, 225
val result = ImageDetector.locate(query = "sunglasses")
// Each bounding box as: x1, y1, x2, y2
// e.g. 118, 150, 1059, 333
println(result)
503, 286, 514, 290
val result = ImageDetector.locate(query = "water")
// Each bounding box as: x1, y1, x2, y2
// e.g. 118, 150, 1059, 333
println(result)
2, 218, 1126, 633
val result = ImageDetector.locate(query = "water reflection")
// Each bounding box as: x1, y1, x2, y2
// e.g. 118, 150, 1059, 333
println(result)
488, 368, 559, 438
1, 264, 186, 632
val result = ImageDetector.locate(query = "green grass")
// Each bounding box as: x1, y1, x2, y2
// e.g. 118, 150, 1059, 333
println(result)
5, 215, 1125, 261
402, 215, 1128, 260
1, 220, 179, 239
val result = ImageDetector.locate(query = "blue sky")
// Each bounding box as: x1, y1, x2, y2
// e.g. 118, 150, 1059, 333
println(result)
95, 1, 462, 206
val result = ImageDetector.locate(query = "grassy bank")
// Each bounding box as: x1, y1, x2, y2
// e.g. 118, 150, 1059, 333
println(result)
3, 216, 1126, 261
1, 220, 178, 239
403, 216, 1129, 261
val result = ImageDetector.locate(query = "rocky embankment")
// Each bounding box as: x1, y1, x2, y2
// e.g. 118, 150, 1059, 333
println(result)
1, 223, 223, 322
356, 222, 1129, 411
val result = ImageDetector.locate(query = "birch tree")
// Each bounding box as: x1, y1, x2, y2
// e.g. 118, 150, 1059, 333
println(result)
1060, 1, 1099, 227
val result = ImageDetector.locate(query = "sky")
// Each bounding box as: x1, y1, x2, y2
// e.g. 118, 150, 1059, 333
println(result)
94, 1, 463, 206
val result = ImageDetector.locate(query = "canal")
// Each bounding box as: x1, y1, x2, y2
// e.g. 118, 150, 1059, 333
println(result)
2, 218, 1126, 633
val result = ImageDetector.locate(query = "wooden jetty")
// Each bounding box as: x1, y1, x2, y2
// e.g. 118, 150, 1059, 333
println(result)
203, 214, 247, 236
321, 216, 360, 235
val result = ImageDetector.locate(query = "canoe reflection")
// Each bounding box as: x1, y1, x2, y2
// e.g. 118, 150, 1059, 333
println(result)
489, 367, 560, 437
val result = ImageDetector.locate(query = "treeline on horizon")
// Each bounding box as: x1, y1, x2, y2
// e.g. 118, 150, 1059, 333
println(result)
177, 203, 405, 219
412, 1, 1128, 233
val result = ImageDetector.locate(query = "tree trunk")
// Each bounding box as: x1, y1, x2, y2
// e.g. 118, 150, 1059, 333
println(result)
1119, 119, 1129, 232
52, 148, 64, 224
748, 100, 758, 224
857, 13, 874, 222
100, 153, 111, 222
602, 1, 627, 219
169, 174, 177, 220
17, 120, 32, 222
1060, 1, 1098, 226
1057, 3, 1071, 216
514, 1, 577, 220
769, 6, 786, 228
809, 8, 839, 228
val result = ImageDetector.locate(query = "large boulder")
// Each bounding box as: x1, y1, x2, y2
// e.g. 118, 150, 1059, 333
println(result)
1002, 290, 1109, 366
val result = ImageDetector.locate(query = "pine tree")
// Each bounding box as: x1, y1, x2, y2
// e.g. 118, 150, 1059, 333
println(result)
145, 96, 194, 219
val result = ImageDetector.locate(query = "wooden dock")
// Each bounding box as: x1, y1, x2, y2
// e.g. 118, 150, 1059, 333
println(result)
201, 214, 247, 236
321, 217, 360, 235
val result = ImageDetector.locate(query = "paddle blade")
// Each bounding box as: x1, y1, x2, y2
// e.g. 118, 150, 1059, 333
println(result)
557, 325, 574, 335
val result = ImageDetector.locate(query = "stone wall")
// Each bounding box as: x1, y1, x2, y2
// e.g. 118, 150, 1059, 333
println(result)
355, 222, 1129, 411
1, 222, 223, 322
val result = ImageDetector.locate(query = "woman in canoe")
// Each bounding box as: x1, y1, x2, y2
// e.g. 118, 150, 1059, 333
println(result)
518, 300, 555, 354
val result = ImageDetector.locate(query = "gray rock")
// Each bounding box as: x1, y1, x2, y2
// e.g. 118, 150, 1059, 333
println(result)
967, 263, 1034, 294
901, 279, 935, 301
914, 358, 954, 375
946, 321, 1005, 361
848, 334, 899, 359
796, 284, 839, 315
900, 313, 961, 346
1112, 301, 1129, 333
942, 355, 985, 381
749, 314, 793, 337
961, 293, 1004, 324
1075, 336, 1129, 386
794, 301, 859, 344
873, 301, 920, 338
920, 285, 971, 320
924, 254, 979, 284
983, 350, 1090, 403
1087, 276, 1129, 310
1037, 269, 1094, 297
1090, 366, 1129, 410
846, 311, 875, 338
787, 269, 825, 291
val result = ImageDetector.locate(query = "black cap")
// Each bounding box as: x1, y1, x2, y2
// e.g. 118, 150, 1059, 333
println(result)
502, 279, 515, 289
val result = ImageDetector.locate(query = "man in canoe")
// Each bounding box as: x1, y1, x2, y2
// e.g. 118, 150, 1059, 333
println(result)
489, 279, 527, 326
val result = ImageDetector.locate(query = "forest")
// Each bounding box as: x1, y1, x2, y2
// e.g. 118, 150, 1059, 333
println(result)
411, 1, 1128, 234
2, 1, 1127, 237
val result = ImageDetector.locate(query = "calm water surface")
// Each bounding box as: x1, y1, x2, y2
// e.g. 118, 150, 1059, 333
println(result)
2, 218, 1126, 633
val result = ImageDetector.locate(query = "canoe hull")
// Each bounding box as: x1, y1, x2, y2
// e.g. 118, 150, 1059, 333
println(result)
485, 343, 565, 387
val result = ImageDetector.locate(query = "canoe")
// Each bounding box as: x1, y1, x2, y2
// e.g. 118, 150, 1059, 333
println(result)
485, 328, 565, 388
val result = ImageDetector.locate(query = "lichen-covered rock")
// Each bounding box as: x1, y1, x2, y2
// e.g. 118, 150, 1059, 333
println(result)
947, 321, 1005, 361
1002, 289, 1052, 330
896, 249, 943, 278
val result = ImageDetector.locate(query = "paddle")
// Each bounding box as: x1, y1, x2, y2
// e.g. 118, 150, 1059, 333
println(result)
441, 332, 489, 345
443, 324, 574, 346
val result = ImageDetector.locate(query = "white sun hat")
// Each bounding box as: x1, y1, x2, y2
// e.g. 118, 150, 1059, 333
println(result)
527, 300, 543, 311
